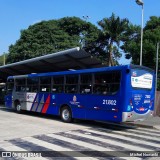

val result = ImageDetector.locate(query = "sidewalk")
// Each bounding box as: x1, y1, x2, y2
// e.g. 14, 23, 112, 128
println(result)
125, 116, 160, 130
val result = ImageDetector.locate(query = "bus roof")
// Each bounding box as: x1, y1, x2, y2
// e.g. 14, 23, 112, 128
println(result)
7, 65, 154, 79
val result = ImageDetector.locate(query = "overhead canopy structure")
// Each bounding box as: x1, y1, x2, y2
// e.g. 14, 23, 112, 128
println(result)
0, 47, 105, 81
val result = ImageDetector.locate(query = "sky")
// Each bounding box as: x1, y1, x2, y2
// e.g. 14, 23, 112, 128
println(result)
0, 0, 160, 64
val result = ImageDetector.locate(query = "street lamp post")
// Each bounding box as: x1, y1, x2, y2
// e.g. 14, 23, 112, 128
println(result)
136, 0, 144, 66
154, 43, 159, 112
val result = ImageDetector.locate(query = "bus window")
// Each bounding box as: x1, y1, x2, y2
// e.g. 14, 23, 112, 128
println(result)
80, 74, 92, 94
65, 75, 78, 93
131, 69, 153, 90
0, 83, 5, 103
15, 78, 26, 92
93, 71, 121, 95
52, 76, 64, 93
40, 77, 51, 92
27, 77, 39, 92
7, 79, 14, 93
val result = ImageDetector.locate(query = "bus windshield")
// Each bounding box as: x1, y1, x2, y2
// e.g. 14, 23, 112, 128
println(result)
131, 68, 153, 90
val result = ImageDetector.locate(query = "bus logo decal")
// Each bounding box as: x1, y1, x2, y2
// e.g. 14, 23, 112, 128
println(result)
70, 95, 80, 105
73, 95, 77, 102
132, 71, 137, 76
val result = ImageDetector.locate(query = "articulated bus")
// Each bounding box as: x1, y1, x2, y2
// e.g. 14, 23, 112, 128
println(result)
5, 65, 155, 123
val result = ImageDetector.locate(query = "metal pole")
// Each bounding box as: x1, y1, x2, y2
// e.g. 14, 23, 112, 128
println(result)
3, 53, 5, 65
155, 43, 159, 91
155, 43, 159, 113
140, 4, 144, 66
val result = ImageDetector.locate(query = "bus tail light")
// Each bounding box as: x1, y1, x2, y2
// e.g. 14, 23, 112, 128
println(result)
128, 114, 133, 118
128, 113, 133, 118
114, 116, 117, 118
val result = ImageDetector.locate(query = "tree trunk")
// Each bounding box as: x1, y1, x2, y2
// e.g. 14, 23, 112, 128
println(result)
108, 43, 114, 66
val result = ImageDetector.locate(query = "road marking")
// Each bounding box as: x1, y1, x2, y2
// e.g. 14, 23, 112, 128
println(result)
82, 128, 160, 149
21, 137, 98, 160
47, 133, 141, 160
66, 130, 154, 151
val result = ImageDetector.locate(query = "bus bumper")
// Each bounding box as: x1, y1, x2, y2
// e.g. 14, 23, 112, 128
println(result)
122, 110, 153, 122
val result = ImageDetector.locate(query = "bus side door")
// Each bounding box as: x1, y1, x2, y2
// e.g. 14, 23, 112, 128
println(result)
5, 94, 12, 108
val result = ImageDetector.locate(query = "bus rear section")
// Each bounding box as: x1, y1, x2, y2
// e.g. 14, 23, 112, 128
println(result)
122, 66, 155, 122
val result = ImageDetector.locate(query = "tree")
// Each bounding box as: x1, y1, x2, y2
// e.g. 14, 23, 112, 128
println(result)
122, 16, 160, 68
97, 13, 129, 66
57, 17, 100, 57
6, 17, 100, 64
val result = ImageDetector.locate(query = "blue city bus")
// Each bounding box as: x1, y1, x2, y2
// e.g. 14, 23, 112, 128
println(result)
5, 65, 155, 123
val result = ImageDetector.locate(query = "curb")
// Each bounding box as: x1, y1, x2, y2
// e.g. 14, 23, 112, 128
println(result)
124, 122, 160, 130
124, 122, 154, 129
96, 120, 158, 130
153, 125, 160, 130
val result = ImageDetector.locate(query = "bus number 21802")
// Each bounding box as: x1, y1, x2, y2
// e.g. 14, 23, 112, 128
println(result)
103, 100, 117, 106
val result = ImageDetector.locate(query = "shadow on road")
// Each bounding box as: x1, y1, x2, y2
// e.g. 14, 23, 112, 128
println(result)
0, 107, 137, 131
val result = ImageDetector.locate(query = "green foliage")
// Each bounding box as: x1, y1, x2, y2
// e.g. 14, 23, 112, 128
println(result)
157, 79, 160, 91
6, 17, 99, 64
122, 16, 160, 69
97, 13, 129, 66
6, 14, 160, 68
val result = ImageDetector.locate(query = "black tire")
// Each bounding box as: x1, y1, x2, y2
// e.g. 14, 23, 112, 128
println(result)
15, 102, 22, 113
60, 106, 72, 123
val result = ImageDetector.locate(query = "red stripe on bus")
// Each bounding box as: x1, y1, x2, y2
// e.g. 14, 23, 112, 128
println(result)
42, 95, 50, 113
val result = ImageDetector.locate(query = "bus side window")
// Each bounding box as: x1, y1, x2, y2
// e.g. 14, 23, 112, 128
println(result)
65, 75, 78, 94
52, 76, 64, 93
6, 79, 14, 93
27, 77, 39, 92
40, 77, 51, 92
15, 78, 26, 92
93, 71, 121, 95
80, 74, 92, 94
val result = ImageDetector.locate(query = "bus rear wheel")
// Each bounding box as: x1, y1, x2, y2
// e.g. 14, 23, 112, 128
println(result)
61, 106, 72, 123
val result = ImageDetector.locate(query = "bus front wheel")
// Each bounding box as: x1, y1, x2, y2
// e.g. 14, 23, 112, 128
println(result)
15, 102, 22, 113
60, 106, 72, 123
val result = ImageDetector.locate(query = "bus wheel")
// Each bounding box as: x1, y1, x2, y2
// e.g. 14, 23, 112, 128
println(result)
61, 106, 72, 123
16, 103, 22, 113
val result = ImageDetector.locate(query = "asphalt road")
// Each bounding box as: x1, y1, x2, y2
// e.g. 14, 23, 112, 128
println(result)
0, 106, 160, 160
0, 106, 94, 143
